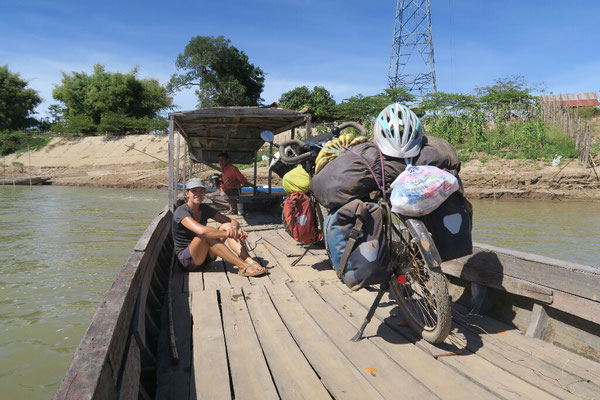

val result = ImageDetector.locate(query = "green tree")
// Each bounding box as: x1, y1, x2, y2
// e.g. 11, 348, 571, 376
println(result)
52, 64, 172, 134
279, 85, 336, 122
168, 35, 265, 107
420, 92, 478, 113
0, 65, 42, 131
335, 88, 416, 123
475, 75, 534, 107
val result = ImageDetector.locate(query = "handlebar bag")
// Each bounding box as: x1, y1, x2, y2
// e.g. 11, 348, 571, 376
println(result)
324, 199, 391, 291
282, 192, 321, 244
282, 165, 311, 194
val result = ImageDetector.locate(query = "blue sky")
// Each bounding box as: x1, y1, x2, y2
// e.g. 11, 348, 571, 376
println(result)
2, 0, 599, 118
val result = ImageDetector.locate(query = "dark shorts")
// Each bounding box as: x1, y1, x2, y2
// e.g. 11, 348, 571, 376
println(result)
177, 246, 215, 271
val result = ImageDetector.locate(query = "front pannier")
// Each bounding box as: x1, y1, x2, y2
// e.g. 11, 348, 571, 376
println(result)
324, 199, 391, 291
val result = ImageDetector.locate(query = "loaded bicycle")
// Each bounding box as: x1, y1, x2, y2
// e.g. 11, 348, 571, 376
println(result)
264, 106, 454, 344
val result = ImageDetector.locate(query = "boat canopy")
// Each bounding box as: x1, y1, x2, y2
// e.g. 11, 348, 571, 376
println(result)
169, 107, 311, 165
167, 106, 311, 210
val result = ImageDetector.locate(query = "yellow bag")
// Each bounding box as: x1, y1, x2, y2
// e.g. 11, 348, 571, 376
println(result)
282, 165, 310, 194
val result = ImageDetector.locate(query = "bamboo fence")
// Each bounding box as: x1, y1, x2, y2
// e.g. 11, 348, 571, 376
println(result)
540, 101, 594, 164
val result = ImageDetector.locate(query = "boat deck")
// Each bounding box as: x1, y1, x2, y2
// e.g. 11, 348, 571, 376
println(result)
156, 209, 600, 400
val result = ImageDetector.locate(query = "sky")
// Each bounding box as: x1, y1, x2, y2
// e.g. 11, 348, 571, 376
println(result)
2, 0, 599, 119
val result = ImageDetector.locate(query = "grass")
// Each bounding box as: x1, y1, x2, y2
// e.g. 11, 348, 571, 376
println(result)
0, 131, 53, 156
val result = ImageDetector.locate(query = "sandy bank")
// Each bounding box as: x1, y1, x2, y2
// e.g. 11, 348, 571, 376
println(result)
2, 134, 599, 200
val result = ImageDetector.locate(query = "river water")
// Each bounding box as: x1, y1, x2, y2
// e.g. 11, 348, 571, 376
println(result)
0, 185, 598, 399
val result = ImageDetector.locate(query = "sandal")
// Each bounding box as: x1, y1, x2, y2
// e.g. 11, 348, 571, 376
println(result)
238, 262, 267, 277
224, 209, 237, 215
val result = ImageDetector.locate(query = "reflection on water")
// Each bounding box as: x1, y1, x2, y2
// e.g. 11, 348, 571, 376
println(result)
0, 186, 597, 399
470, 199, 599, 267
0, 186, 165, 400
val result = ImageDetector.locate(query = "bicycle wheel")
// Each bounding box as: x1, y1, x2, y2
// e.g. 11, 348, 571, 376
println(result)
388, 213, 452, 344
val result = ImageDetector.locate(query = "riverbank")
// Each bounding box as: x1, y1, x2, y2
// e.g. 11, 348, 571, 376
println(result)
2, 134, 599, 200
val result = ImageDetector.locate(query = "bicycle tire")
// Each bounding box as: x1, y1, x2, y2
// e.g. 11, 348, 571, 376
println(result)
388, 213, 452, 344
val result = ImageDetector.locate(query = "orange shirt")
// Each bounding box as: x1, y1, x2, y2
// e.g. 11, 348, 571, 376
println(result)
221, 163, 246, 191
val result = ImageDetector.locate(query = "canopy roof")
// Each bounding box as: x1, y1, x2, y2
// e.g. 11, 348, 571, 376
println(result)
169, 107, 310, 164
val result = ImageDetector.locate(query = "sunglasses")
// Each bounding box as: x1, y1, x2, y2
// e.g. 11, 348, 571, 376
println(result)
189, 187, 206, 194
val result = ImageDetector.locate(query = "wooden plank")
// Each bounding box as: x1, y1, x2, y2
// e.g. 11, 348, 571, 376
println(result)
525, 303, 549, 338
116, 339, 140, 399
221, 259, 252, 288
260, 229, 304, 257
442, 259, 554, 303
220, 288, 279, 400
155, 290, 193, 400
452, 303, 600, 390
464, 244, 600, 301
202, 260, 231, 291
172, 261, 186, 294
187, 270, 203, 292
259, 235, 336, 283
266, 283, 385, 400
336, 281, 562, 400
309, 280, 498, 400
551, 289, 600, 326
55, 251, 144, 399
190, 290, 231, 399
242, 286, 331, 399
449, 317, 587, 398
246, 231, 291, 285
287, 281, 435, 399
272, 252, 330, 282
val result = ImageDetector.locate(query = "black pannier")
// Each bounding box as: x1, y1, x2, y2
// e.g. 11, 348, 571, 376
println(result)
418, 192, 473, 262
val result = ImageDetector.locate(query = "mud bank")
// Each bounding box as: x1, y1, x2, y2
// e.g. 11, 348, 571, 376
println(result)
2, 135, 599, 200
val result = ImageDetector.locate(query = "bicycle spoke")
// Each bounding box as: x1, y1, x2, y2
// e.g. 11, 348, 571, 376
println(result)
388, 214, 452, 343
412, 290, 437, 328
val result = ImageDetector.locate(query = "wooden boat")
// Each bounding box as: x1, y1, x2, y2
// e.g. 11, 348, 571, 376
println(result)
0, 176, 51, 185
55, 107, 600, 399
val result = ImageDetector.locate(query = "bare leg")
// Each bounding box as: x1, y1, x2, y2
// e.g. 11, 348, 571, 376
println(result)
187, 224, 265, 274
188, 234, 246, 269
219, 223, 265, 274
226, 237, 253, 264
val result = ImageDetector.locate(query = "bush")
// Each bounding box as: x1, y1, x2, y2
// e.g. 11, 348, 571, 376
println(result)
575, 106, 600, 119
0, 130, 24, 155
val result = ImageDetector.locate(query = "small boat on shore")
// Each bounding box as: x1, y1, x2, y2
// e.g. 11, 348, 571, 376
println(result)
0, 176, 52, 185
55, 107, 600, 399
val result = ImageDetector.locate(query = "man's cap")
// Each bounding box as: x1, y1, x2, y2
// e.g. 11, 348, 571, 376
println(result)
185, 178, 206, 190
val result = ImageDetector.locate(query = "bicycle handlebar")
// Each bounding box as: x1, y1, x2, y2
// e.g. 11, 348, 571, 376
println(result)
278, 139, 312, 164
334, 121, 367, 137
278, 121, 366, 165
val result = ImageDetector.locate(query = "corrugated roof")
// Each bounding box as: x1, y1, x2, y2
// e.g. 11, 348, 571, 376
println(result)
541, 92, 600, 107
169, 107, 310, 165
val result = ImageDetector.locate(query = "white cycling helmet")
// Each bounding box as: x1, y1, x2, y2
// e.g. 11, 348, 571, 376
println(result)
373, 103, 423, 158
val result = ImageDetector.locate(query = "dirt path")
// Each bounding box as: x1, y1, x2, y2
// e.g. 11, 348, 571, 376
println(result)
2, 135, 599, 200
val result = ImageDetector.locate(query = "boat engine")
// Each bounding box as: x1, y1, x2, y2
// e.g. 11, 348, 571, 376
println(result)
208, 173, 223, 189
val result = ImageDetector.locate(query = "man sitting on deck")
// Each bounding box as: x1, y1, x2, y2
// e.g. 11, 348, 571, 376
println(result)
172, 178, 267, 277
207, 152, 255, 215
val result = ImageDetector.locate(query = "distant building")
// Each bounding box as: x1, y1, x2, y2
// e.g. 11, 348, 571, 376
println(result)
541, 92, 600, 107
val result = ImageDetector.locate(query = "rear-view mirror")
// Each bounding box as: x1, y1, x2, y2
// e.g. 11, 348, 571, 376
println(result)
260, 130, 274, 143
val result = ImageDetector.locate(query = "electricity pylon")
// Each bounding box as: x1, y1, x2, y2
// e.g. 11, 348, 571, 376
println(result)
388, 0, 437, 95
